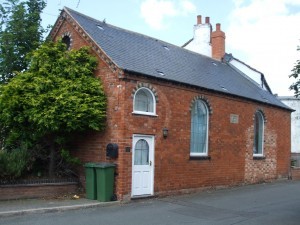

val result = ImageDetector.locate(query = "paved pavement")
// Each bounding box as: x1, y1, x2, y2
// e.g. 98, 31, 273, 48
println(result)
0, 180, 300, 225
0, 197, 119, 217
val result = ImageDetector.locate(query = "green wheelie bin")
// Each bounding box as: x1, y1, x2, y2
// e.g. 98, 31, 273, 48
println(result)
94, 162, 116, 202
84, 163, 97, 200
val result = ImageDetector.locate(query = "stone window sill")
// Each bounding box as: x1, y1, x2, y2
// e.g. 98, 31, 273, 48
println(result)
190, 156, 211, 161
253, 156, 266, 160
132, 112, 158, 117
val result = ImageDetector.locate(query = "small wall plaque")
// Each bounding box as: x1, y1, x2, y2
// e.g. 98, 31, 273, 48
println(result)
230, 114, 239, 124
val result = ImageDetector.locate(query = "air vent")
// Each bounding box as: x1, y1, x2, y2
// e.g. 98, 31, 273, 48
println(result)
219, 85, 228, 91
156, 70, 165, 76
96, 25, 104, 30
163, 45, 170, 51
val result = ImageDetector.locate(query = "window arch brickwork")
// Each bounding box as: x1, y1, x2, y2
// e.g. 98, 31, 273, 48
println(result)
189, 95, 212, 114
131, 83, 158, 102
253, 109, 267, 123
61, 32, 73, 49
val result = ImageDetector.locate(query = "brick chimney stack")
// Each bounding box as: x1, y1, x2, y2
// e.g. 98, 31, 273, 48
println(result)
211, 23, 225, 61
197, 15, 201, 24
183, 15, 225, 60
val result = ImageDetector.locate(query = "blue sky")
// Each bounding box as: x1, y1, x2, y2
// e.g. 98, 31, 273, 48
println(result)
42, 0, 300, 96
42, 0, 234, 46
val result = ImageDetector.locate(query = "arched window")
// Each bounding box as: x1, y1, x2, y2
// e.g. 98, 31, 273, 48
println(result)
62, 35, 71, 49
134, 139, 149, 165
133, 87, 156, 115
253, 111, 264, 156
190, 100, 209, 156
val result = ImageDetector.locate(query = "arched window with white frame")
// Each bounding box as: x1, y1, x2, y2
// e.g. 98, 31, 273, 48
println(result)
133, 87, 156, 115
190, 100, 209, 156
253, 111, 265, 156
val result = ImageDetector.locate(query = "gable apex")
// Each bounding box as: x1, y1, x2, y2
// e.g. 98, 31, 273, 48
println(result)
50, 7, 124, 77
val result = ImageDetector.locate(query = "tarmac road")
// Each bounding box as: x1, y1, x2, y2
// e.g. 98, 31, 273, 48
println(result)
1, 180, 300, 225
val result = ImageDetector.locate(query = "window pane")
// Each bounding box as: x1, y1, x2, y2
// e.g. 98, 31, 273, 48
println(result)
253, 112, 264, 155
134, 89, 154, 113
134, 139, 149, 165
190, 100, 208, 154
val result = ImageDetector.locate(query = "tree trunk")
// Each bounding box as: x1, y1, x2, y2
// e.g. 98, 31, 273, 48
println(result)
48, 139, 55, 178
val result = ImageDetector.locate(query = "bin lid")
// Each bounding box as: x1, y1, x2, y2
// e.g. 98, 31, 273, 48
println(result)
84, 162, 97, 168
93, 162, 116, 168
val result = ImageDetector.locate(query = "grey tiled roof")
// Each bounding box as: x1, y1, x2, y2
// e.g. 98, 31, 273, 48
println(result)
65, 7, 291, 111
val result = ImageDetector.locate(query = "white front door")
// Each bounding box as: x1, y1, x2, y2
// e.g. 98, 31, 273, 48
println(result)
132, 135, 154, 197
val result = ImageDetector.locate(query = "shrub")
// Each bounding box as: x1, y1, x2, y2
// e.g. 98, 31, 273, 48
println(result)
0, 147, 29, 180
54, 149, 81, 178
60, 149, 81, 166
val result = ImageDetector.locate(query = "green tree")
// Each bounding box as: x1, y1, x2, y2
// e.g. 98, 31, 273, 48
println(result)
0, 41, 107, 177
290, 46, 300, 97
0, 0, 46, 83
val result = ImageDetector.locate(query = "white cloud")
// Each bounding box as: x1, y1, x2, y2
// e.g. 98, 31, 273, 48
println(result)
227, 0, 300, 96
140, 0, 177, 30
140, 0, 196, 30
180, 0, 197, 15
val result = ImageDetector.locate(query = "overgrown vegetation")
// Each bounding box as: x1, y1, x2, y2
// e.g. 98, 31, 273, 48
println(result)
0, 0, 46, 83
0, 146, 29, 179
0, 0, 107, 181
290, 46, 300, 97
0, 41, 107, 179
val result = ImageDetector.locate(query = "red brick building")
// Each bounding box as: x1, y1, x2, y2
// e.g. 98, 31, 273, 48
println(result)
50, 8, 292, 200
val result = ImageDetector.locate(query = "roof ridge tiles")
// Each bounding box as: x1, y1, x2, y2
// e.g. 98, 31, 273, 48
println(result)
65, 7, 176, 48
65, 7, 223, 64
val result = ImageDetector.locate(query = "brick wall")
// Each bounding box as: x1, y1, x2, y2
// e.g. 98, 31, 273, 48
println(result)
291, 168, 300, 180
51, 14, 291, 200
244, 107, 291, 183
121, 75, 291, 197
53, 15, 126, 198
0, 183, 79, 200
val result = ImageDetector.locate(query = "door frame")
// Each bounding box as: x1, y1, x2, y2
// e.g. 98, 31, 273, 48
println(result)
131, 134, 155, 197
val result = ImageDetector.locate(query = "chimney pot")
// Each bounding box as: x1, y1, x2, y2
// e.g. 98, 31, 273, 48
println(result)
205, 17, 210, 24
216, 23, 221, 31
197, 15, 202, 24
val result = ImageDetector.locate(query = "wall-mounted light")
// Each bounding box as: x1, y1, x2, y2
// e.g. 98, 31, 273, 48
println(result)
163, 127, 168, 138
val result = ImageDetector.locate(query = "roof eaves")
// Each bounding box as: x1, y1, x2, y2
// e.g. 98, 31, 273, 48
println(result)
124, 69, 293, 112
278, 96, 298, 100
